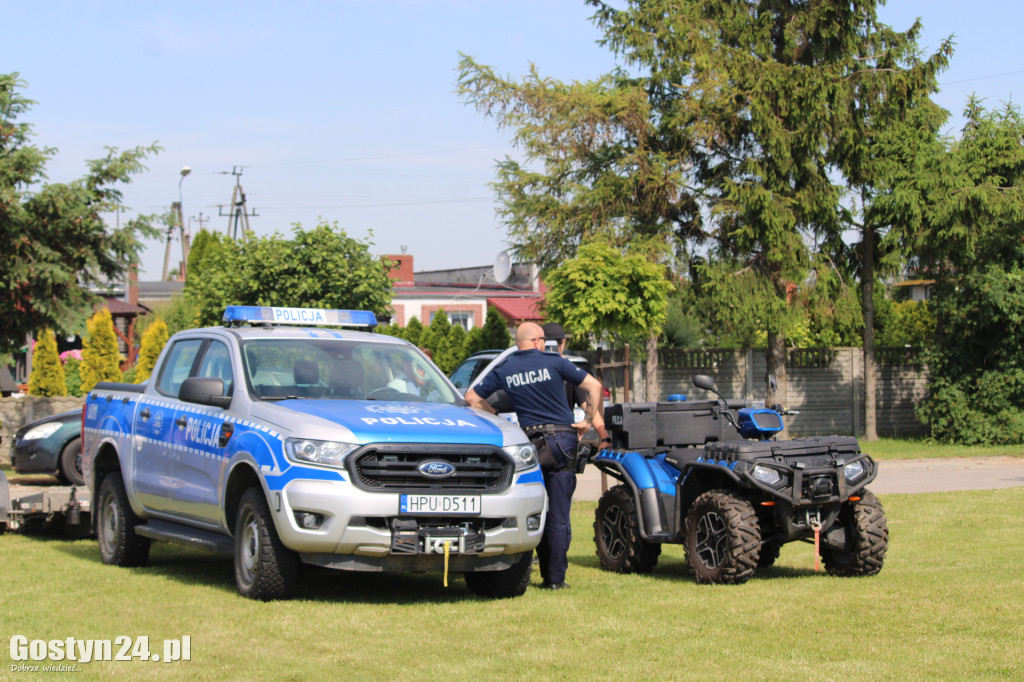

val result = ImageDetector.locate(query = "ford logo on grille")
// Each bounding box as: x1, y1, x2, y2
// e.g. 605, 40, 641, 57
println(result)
418, 460, 456, 478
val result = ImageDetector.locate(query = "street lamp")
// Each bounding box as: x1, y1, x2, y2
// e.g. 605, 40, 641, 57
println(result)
178, 167, 191, 279
163, 166, 192, 281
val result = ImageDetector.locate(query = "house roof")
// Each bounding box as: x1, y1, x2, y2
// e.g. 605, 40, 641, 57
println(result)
487, 297, 544, 324
103, 297, 150, 315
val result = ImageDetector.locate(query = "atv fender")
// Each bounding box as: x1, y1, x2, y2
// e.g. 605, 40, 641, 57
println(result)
593, 450, 679, 539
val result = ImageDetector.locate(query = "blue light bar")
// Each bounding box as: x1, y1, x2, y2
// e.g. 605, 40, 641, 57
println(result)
222, 306, 378, 328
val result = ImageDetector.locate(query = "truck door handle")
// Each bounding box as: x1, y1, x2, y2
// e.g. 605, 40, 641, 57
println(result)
139, 408, 151, 420
176, 416, 189, 428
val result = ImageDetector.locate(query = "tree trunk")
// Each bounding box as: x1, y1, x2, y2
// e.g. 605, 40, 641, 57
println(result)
765, 331, 788, 438
862, 221, 878, 441
645, 334, 659, 401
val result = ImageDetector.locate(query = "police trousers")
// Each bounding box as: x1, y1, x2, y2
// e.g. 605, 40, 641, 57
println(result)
532, 429, 578, 584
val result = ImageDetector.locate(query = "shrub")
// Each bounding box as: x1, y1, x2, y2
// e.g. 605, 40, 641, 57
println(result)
28, 330, 67, 396
80, 308, 122, 394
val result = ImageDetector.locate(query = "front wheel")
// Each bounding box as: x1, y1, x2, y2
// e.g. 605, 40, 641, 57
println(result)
464, 551, 532, 598
96, 473, 150, 567
820, 489, 888, 577
684, 490, 760, 585
59, 438, 85, 486
593, 485, 661, 573
234, 487, 299, 600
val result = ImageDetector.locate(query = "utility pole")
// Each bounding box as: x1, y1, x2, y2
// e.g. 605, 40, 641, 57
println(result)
218, 166, 258, 240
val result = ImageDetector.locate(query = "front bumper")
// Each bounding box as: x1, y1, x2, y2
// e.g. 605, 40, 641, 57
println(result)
268, 472, 547, 570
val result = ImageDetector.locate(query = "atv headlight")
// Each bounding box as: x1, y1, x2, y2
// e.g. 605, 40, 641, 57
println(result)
752, 464, 783, 487
843, 460, 866, 482
285, 438, 358, 468
22, 422, 63, 440
503, 443, 538, 471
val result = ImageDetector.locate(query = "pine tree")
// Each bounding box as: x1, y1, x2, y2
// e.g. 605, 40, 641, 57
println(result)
447, 323, 467, 367
134, 317, 169, 383
80, 308, 122, 393
421, 310, 456, 374
403, 317, 425, 347
27, 330, 67, 396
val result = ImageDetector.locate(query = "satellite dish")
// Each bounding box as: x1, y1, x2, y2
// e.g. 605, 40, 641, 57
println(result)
493, 251, 512, 283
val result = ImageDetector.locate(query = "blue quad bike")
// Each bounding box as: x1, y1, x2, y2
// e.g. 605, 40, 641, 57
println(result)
591, 375, 888, 584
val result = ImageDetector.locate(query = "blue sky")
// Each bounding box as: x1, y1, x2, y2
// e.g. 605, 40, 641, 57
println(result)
3, 1, 1021, 280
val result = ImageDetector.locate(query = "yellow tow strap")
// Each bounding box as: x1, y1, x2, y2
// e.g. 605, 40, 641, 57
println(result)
443, 540, 451, 587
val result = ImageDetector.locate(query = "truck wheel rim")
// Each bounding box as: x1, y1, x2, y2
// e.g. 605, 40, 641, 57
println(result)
695, 511, 728, 569
100, 495, 120, 551
601, 505, 628, 559
239, 514, 259, 581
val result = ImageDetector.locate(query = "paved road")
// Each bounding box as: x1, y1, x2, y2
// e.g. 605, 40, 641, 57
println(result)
575, 456, 1024, 501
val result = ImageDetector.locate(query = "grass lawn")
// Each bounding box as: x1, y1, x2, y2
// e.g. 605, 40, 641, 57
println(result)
1, 488, 1021, 680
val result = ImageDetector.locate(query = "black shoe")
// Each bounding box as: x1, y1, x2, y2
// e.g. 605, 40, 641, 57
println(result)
540, 581, 569, 590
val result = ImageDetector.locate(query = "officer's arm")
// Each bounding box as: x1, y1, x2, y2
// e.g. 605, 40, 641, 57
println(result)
571, 374, 603, 435
465, 388, 496, 415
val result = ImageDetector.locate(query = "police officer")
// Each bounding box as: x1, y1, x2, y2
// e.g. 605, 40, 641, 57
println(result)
465, 322, 602, 590
542, 322, 611, 449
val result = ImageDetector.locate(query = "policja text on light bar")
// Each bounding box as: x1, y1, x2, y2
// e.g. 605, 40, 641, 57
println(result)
222, 306, 378, 328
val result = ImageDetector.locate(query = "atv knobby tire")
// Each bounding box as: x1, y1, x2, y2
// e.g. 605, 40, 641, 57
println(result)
593, 484, 662, 573
684, 489, 760, 584
820, 489, 888, 577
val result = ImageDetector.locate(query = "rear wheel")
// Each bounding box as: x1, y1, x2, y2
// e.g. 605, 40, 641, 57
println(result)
821, 489, 888, 577
234, 487, 298, 600
593, 485, 661, 573
59, 438, 85, 486
464, 551, 532, 598
96, 473, 150, 567
684, 490, 760, 585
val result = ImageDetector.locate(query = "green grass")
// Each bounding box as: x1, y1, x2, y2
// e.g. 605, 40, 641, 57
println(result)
1, 489, 1021, 680
863, 438, 1024, 460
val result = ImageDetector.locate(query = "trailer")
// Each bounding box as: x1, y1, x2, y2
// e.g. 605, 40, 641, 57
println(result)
0, 470, 92, 537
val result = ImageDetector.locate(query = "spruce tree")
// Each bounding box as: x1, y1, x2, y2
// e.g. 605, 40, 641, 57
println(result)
27, 330, 67, 396
134, 317, 169, 383
80, 308, 122, 393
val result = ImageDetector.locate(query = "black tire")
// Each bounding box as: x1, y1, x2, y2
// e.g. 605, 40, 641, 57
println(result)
757, 541, 782, 568
234, 487, 298, 600
593, 485, 662, 573
59, 438, 85, 487
464, 551, 532, 598
821, 489, 888, 577
96, 473, 150, 567
683, 489, 760, 585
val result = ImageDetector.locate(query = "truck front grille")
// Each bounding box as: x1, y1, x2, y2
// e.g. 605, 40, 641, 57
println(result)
350, 444, 513, 492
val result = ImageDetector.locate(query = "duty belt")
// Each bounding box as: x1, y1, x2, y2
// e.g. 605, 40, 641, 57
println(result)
523, 424, 575, 435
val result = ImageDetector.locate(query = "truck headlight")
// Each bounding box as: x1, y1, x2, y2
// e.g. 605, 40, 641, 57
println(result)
751, 465, 783, 487
502, 443, 538, 471
843, 460, 866, 482
23, 422, 63, 440
285, 438, 357, 468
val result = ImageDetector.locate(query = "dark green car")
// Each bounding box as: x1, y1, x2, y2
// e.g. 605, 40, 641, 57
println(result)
10, 410, 84, 485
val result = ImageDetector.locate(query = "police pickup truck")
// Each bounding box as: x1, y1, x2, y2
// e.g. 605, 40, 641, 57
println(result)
82, 306, 546, 600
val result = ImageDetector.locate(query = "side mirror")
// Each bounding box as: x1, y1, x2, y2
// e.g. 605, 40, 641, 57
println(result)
693, 374, 717, 392
179, 377, 232, 408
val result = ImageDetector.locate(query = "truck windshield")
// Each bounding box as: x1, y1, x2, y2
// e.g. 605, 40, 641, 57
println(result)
239, 338, 458, 404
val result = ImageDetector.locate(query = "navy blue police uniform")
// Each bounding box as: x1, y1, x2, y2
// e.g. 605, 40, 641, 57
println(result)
473, 348, 589, 587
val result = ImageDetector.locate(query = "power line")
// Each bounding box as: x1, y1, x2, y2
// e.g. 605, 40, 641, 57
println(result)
941, 69, 1024, 86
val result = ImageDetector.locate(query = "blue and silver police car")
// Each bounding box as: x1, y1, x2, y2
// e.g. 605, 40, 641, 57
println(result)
82, 306, 546, 600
